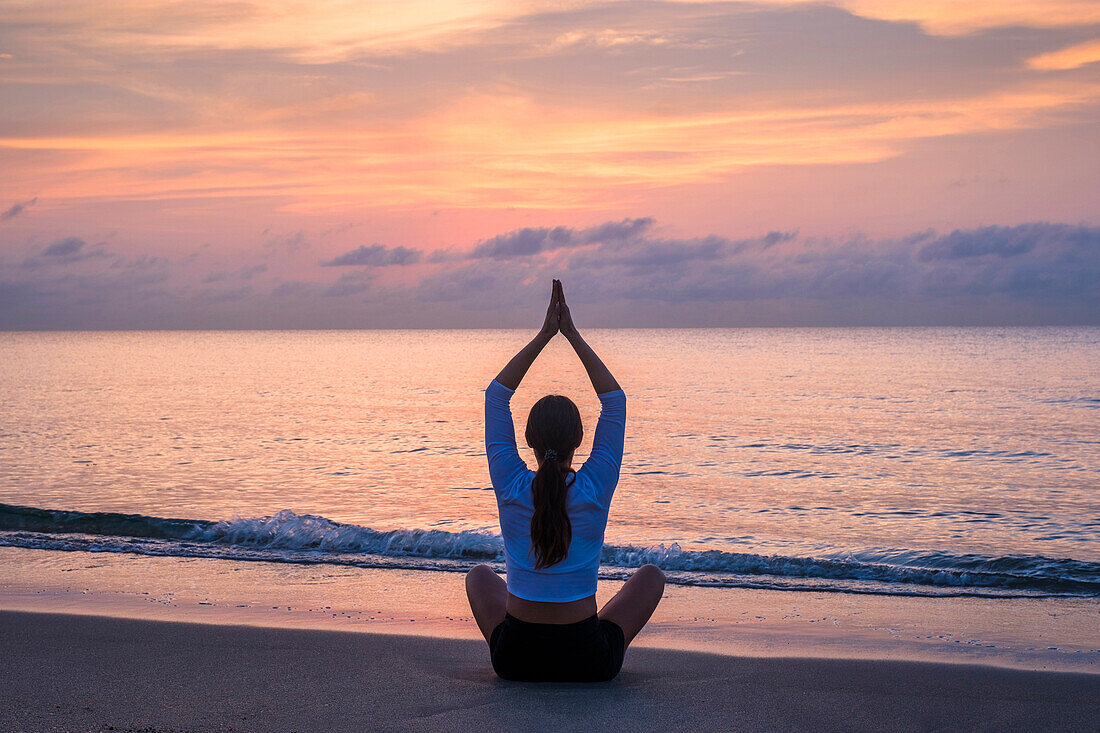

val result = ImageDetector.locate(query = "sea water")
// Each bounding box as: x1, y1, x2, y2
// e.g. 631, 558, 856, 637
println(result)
1, 328, 1097, 598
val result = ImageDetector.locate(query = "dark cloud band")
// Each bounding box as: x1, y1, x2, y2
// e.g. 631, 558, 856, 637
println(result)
1, 220, 1097, 328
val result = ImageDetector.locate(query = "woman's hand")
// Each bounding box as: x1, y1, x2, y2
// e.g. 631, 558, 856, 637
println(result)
496, 280, 561, 390
540, 279, 562, 337
557, 280, 578, 339
557, 280, 619, 394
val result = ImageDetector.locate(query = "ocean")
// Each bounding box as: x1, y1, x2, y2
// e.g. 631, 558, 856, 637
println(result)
1, 328, 1097, 600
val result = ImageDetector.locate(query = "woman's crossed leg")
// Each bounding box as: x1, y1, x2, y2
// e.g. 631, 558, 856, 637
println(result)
465, 563, 665, 646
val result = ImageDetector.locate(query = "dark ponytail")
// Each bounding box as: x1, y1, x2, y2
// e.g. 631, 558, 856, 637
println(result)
525, 395, 583, 569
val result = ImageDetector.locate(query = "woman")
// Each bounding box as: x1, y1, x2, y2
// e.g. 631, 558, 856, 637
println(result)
465, 279, 665, 682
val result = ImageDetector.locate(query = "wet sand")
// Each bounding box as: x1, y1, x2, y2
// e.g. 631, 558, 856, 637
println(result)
4, 547, 1098, 674
3, 610, 1097, 732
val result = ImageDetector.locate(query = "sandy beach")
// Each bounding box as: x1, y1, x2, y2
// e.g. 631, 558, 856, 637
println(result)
4, 0, 1099, 723
3, 609, 1098, 732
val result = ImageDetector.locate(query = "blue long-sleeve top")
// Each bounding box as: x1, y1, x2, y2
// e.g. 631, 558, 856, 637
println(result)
484, 379, 627, 602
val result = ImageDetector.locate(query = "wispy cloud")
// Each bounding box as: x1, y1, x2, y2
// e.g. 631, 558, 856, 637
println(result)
263, 231, 311, 257
1, 197, 36, 222
453, 218, 654, 260
321, 244, 420, 267
2, 2, 1097, 214
1028, 39, 1100, 71
762, 0, 1100, 35
21, 237, 113, 268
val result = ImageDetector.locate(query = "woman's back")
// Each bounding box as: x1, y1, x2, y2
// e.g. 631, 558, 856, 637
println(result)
485, 379, 626, 603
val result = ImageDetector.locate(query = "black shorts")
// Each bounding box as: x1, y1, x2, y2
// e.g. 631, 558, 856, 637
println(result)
489, 612, 626, 682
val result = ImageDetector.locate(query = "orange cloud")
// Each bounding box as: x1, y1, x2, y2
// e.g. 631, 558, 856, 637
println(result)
0, 0, 523, 60
2, 0, 1098, 229
671, 0, 1100, 35
842, 0, 1100, 34
5, 77, 1095, 213
1029, 39, 1100, 71
12, 0, 1097, 70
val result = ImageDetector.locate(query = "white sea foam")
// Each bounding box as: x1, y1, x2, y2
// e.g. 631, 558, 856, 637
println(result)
2, 503, 1097, 598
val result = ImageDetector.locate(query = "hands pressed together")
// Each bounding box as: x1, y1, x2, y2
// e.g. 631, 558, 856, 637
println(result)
497, 279, 618, 394
541, 279, 579, 339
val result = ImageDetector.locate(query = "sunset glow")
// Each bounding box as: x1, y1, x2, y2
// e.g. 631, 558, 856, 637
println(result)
1, 0, 1097, 327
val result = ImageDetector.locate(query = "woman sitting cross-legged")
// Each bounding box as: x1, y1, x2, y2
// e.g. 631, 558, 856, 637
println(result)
465, 279, 665, 682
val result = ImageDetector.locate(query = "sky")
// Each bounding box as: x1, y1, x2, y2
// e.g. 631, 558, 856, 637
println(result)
1, 0, 1098, 328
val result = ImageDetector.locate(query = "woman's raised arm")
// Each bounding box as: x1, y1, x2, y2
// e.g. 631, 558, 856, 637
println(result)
558, 282, 620, 395
493, 281, 560, 390
557, 281, 625, 499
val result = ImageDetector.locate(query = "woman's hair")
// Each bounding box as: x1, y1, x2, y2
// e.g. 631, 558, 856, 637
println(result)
524, 395, 583, 569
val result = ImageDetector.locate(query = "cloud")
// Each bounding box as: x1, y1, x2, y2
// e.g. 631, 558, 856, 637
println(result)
797, 0, 1100, 35
43, 237, 85, 257
449, 221, 793, 275
468, 226, 576, 259
1, 243, 175, 328
1028, 39, 1100, 71
321, 244, 420, 267
2, 220, 1097, 328
21, 237, 113, 268
407, 220, 1100, 323
912, 223, 1099, 298
5, 1, 1097, 217
415, 259, 528, 304
319, 269, 374, 299
271, 280, 312, 297
580, 217, 655, 244
263, 230, 311, 257
1, 197, 36, 222
204, 263, 268, 282
915, 224, 1074, 261
454, 218, 656, 261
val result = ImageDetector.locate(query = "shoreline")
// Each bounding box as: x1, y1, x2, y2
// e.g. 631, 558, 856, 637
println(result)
4, 609, 1099, 732
3, 545, 1099, 674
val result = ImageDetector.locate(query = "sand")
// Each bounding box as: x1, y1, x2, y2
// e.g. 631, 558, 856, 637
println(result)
5, 546, 1098, 674
2, 610, 1097, 732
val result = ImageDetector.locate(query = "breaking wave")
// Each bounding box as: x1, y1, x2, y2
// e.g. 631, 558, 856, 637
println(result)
2, 503, 1096, 598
